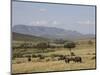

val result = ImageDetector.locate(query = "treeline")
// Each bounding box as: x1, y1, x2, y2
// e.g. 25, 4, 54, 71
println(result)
12, 39, 94, 59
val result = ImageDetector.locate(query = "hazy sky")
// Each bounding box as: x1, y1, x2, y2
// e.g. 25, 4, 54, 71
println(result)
12, 1, 96, 34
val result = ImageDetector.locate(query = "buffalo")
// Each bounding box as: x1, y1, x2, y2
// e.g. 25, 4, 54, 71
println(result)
65, 56, 82, 63
74, 56, 82, 63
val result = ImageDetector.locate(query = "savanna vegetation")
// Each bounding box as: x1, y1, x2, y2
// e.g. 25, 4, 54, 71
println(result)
12, 37, 96, 74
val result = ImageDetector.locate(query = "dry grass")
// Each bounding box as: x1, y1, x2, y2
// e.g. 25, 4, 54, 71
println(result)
12, 39, 96, 74
12, 58, 95, 74
12, 51, 96, 74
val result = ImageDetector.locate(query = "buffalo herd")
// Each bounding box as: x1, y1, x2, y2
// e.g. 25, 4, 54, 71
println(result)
27, 54, 82, 63
65, 56, 82, 63
57, 55, 82, 63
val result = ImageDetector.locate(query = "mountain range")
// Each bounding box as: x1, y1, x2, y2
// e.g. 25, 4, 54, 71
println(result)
12, 25, 95, 40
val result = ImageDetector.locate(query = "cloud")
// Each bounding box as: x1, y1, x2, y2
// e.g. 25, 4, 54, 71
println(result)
30, 20, 48, 26
52, 21, 59, 25
30, 20, 62, 27
77, 20, 95, 25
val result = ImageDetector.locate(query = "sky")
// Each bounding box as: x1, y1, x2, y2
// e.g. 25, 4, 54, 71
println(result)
12, 1, 96, 34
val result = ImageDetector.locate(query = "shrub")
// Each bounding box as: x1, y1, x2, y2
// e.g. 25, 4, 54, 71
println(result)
64, 42, 76, 56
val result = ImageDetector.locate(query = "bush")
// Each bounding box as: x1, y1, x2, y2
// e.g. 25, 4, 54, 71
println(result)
91, 56, 96, 60
64, 42, 76, 49
36, 42, 49, 52
32, 54, 37, 58
51, 54, 63, 58
12, 53, 23, 58
64, 42, 76, 56
39, 55, 45, 59
88, 40, 93, 45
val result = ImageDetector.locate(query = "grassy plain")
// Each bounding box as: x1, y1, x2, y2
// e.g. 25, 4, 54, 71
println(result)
12, 39, 96, 74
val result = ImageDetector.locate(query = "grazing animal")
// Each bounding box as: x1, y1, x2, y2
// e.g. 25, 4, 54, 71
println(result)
74, 56, 82, 63
28, 57, 31, 62
65, 57, 70, 63
58, 55, 65, 60
65, 57, 74, 63
64, 56, 82, 63
58, 55, 70, 61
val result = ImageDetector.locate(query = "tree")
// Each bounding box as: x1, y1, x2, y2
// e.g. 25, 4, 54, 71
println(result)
88, 40, 93, 45
36, 42, 48, 53
54, 39, 68, 44
64, 42, 76, 56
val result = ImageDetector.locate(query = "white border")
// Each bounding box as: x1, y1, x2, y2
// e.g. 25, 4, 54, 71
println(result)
0, 0, 99, 75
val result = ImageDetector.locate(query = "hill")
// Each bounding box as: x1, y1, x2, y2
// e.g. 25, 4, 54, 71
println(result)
12, 25, 95, 40
12, 32, 48, 42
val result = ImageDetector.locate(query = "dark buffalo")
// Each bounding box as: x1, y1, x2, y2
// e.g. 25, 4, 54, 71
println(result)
58, 55, 65, 60
65, 58, 70, 63
65, 56, 82, 63
74, 56, 82, 63
58, 55, 70, 61
65, 57, 74, 63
